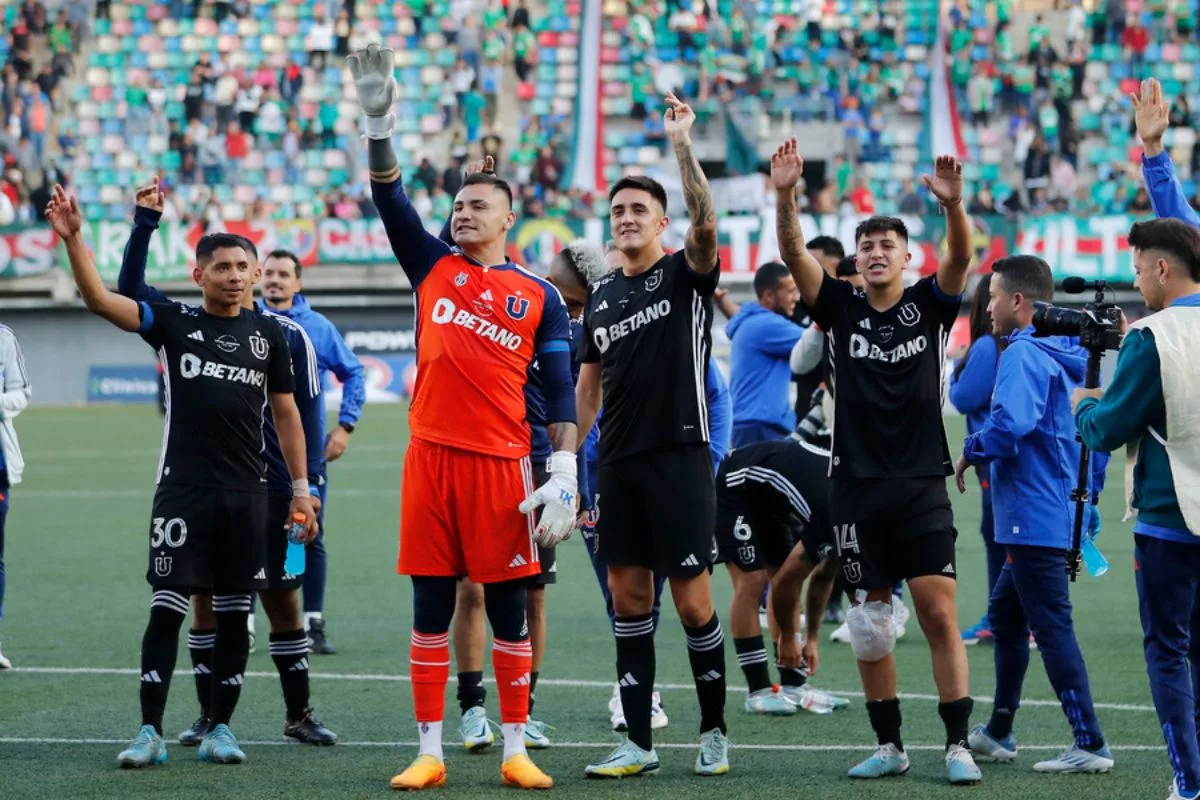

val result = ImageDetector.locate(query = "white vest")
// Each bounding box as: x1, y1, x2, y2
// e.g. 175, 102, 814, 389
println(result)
1124, 307, 1200, 534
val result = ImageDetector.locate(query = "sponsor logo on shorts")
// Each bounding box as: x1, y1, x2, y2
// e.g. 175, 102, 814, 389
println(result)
738, 545, 756, 564
509, 553, 528, 568
681, 553, 700, 567
153, 555, 173, 577
942, 562, 956, 575
253, 568, 266, 580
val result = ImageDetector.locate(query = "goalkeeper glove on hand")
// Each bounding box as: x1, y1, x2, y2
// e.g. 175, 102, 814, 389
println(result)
346, 44, 398, 140
518, 451, 578, 547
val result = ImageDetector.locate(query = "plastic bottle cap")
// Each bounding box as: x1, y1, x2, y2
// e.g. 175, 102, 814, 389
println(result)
292, 512, 306, 523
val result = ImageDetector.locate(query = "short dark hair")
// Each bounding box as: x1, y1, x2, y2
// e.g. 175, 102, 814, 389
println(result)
753, 262, 791, 298
266, 248, 302, 279
806, 235, 845, 259
854, 216, 909, 245
835, 256, 859, 278
1128, 218, 1200, 282
991, 254, 1054, 303
195, 232, 251, 267
608, 175, 668, 214
461, 172, 514, 207
230, 234, 258, 262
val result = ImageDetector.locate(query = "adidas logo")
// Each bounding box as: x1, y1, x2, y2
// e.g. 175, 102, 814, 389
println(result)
480, 289, 495, 301
188, 330, 205, 341
857, 318, 871, 330
140, 670, 162, 683
253, 568, 266, 580
509, 554, 528, 568
618, 672, 639, 688
193, 664, 211, 675
289, 658, 309, 672
942, 563, 956, 575
680, 554, 700, 567
596, 299, 609, 312
221, 674, 245, 686
511, 673, 531, 687
696, 669, 723, 682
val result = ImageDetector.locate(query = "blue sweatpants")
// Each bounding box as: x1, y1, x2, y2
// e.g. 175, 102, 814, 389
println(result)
979, 480, 1004, 597
1135, 534, 1200, 795
0, 486, 8, 622
989, 544, 1104, 750
303, 478, 329, 614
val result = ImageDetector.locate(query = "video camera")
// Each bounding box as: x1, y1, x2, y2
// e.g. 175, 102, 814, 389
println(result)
1031, 277, 1124, 354
1030, 277, 1125, 582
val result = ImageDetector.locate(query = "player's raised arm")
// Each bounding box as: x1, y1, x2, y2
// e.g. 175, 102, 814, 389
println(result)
349, 44, 450, 288
772, 139, 825, 309
48, 185, 143, 332
923, 155, 971, 296
117, 177, 171, 302
665, 93, 718, 274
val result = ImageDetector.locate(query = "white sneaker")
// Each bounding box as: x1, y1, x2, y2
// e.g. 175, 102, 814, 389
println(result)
830, 622, 851, 643
0, 641, 10, 669
757, 607, 768, 630
1169, 777, 1200, 799
892, 602, 910, 639
609, 683, 627, 732
650, 690, 669, 729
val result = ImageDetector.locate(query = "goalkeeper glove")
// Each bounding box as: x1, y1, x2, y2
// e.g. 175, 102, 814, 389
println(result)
346, 44, 398, 140
518, 451, 578, 547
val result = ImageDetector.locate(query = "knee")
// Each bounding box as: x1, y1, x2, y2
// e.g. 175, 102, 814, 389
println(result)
260, 590, 302, 633
191, 593, 215, 629
457, 580, 485, 613
482, 580, 527, 641
732, 569, 768, 602
609, 574, 653, 617
675, 596, 715, 628
413, 576, 458, 633
915, 599, 958, 642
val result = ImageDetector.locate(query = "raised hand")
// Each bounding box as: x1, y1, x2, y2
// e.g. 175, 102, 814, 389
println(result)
347, 44, 397, 141
663, 91, 696, 140
134, 175, 165, 212
464, 154, 496, 177
770, 138, 805, 192
45, 184, 82, 239
921, 154, 964, 207
1132, 77, 1169, 154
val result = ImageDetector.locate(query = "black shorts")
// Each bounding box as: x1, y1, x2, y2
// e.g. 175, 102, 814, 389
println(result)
147, 483, 268, 592
715, 491, 836, 572
596, 443, 717, 578
830, 477, 957, 590
264, 492, 304, 591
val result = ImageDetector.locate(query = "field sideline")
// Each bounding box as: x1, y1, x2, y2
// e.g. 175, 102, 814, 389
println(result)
0, 404, 1174, 799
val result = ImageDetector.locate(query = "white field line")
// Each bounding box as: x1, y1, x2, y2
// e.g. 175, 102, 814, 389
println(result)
7, 666, 1155, 713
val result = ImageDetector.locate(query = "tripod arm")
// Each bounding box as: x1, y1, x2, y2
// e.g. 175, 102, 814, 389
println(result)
1069, 348, 1105, 582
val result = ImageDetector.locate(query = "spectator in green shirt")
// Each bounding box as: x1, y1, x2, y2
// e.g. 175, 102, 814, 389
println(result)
950, 22, 972, 54
463, 85, 487, 143
1027, 14, 1049, 57
513, 25, 535, 82
48, 10, 71, 52
1037, 97, 1059, 144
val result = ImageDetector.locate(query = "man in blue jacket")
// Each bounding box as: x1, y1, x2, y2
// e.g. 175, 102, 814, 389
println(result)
258, 250, 366, 655
1074, 219, 1200, 800
725, 262, 805, 447
954, 255, 1113, 774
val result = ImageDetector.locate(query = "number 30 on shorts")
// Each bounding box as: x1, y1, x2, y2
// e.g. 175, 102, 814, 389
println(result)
151, 517, 188, 549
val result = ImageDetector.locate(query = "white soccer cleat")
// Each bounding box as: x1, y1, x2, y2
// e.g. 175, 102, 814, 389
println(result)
609, 683, 627, 732
892, 602, 910, 639
0, 641, 11, 670
650, 691, 669, 729
829, 622, 851, 643
1033, 743, 1114, 774
1169, 777, 1200, 799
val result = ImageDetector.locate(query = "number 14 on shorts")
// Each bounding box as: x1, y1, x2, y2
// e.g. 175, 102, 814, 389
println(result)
835, 523, 859, 555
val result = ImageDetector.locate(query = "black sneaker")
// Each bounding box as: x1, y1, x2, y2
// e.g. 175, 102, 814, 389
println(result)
284, 709, 338, 745
177, 714, 212, 746
307, 618, 337, 655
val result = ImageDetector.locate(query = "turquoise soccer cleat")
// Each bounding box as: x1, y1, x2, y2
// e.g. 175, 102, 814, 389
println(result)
848, 743, 910, 779
460, 705, 495, 751
945, 744, 983, 784
524, 717, 551, 749
694, 728, 730, 776
585, 738, 660, 779
198, 723, 246, 764
117, 725, 168, 769
968, 723, 1017, 762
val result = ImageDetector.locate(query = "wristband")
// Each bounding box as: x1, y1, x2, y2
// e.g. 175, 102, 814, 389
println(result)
547, 450, 578, 478
363, 112, 395, 140
292, 478, 310, 498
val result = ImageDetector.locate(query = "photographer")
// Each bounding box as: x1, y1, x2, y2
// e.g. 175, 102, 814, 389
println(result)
1073, 218, 1200, 800
953, 256, 1112, 774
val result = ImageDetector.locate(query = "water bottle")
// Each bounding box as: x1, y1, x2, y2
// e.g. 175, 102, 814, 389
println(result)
284, 513, 307, 576
1081, 533, 1109, 578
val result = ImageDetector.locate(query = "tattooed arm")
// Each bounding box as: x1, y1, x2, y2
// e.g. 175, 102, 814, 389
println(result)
665, 93, 718, 274
771, 139, 825, 310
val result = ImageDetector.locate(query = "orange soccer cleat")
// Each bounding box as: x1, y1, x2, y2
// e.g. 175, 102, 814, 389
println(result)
501, 753, 554, 790
389, 755, 447, 791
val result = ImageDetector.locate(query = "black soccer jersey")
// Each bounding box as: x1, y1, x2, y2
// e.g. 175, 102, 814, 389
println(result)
579, 250, 718, 464
719, 439, 832, 535
139, 302, 295, 491
809, 272, 961, 479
